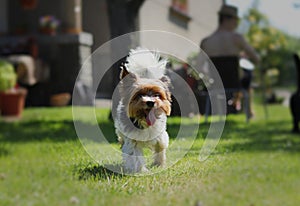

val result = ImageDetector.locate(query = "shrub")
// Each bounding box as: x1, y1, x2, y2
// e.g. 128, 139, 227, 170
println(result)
0, 60, 16, 91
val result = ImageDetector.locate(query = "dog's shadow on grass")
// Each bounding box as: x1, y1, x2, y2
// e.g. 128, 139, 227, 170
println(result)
77, 164, 126, 180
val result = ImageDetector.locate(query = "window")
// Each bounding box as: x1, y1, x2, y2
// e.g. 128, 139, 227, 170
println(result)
171, 0, 188, 14
169, 0, 191, 29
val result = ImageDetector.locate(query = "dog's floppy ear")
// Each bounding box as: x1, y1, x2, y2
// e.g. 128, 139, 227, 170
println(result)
120, 65, 138, 86
160, 75, 172, 102
160, 75, 171, 86
120, 64, 130, 80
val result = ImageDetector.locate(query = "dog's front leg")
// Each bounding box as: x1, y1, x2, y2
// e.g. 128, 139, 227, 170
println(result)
153, 131, 169, 167
153, 145, 166, 167
122, 139, 147, 173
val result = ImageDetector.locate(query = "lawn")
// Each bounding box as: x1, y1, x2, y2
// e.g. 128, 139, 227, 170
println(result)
0, 103, 299, 206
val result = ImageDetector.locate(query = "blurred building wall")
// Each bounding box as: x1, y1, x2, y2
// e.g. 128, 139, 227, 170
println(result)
0, 0, 223, 99
82, 0, 110, 51
0, 0, 8, 33
139, 0, 223, 59
82, 0, 111, 97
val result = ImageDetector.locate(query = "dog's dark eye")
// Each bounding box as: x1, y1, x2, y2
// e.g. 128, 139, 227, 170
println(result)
138, 94, 144, 99
154, 93, 161, 98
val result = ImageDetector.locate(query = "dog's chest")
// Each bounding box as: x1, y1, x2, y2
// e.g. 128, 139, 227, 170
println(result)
115, 101, 167, 142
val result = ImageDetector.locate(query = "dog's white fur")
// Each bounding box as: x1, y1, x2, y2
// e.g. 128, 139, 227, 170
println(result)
114, 48, 171, 173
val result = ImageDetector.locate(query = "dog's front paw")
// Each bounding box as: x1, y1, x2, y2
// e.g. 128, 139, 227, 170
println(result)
153, 154, 166, 168
123, 165, 149, 174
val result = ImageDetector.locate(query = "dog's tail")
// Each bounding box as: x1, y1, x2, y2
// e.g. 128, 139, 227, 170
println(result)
125, 47, 168, 79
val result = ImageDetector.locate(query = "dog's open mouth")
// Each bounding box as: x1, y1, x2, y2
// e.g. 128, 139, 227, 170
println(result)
130, 107, 163, 129
145, 109, 156, 126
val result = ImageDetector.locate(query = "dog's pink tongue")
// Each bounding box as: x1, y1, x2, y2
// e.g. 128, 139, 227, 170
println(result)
146, 109, 156, 126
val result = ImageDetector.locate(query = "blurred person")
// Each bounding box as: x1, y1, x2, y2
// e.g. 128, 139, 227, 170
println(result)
200, 4, 260, 116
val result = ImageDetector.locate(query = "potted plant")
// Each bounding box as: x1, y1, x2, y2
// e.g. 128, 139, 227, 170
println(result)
39, 15, 60, 35
0, 60, 27, 117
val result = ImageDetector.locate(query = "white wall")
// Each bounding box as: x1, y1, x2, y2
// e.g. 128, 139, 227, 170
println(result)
139, 0, 223, 59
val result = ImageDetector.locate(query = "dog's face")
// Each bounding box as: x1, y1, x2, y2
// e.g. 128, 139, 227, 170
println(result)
120, 68, 172, 129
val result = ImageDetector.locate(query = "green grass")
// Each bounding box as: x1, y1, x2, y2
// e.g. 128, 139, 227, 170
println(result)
0, 103, 299, 206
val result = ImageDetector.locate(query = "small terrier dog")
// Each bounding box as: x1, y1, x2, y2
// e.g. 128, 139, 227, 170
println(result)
114, 48, 172, 173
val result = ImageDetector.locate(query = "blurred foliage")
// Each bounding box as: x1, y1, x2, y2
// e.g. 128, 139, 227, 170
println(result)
0, 60, 17, 91
244, 8, 300, 86
244, 8, 285, 86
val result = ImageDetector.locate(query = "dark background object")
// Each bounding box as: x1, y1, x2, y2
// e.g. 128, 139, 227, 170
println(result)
290, 53, 300, 133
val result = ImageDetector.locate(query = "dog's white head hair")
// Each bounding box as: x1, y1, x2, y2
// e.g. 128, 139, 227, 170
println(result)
125, 47, 168, 79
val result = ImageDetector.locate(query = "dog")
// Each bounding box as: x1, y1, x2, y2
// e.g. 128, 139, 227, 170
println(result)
290, 54, 300, 133
114, 48, 172, 173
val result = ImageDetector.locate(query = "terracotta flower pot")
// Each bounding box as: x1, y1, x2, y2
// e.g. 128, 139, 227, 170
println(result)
50, 93, 71, 107
40, 27, 56, 35
0, 88, 27, 117
20, 0, 37, 10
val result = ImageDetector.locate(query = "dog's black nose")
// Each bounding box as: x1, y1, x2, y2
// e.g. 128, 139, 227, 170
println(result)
146, 101, 155, 108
